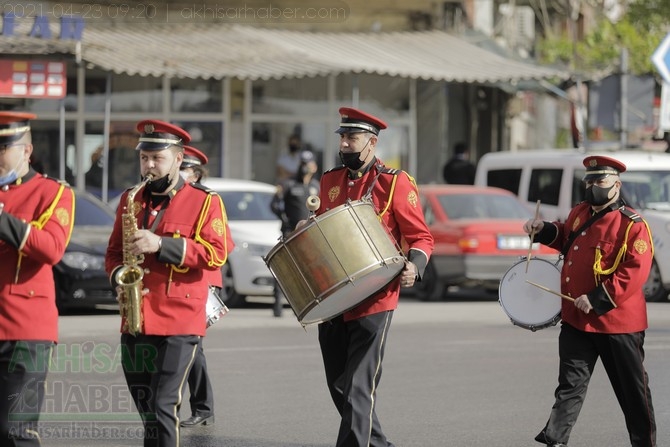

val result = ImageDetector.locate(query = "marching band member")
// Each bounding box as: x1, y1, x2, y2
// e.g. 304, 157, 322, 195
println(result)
314, 107, 434, 447
524, 155, 656, 447
0, 111, 75, 446
105, 120, 231, 447
179, 145, 233, 428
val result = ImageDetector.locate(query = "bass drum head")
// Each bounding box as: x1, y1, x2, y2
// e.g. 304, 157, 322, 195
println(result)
499, 258, 562, 331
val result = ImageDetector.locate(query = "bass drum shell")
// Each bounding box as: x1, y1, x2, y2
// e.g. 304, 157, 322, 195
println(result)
265, 200, 405, 325
499, 257, 562, 332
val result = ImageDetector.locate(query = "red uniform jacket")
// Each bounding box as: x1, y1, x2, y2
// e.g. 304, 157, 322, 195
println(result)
106, 181, 232, 336
0, 170, 74, 342
317, 160, 434, 321
539, 202, 652, 333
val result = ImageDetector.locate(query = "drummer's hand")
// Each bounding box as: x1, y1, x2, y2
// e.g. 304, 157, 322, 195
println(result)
295, 219, 308, 231
574, 295, 592, 314
523, 218, 544, 234
400, 262, 418, 288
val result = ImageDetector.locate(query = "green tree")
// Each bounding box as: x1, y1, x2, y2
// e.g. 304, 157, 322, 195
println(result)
537, 0, 670, 76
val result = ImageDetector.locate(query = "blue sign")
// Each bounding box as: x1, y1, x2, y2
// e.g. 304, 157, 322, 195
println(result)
652, 32, 670, 85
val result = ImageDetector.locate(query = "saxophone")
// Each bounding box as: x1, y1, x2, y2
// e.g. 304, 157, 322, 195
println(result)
115, 175, 152, 336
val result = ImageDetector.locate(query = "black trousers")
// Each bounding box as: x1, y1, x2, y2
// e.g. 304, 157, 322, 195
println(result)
318, 311, 395, 447
186, 337, 214, 417
121, 334, 199, 447
0, 340, 53, 447
541, 323, 656, 447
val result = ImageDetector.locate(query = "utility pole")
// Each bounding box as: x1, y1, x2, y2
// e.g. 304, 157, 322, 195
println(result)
620, 47, 628, 149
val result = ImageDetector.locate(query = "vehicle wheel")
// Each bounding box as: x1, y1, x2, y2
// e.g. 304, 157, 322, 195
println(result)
412, 261, 443, 301
644, 259, 668, 302
220, 263, 246, 307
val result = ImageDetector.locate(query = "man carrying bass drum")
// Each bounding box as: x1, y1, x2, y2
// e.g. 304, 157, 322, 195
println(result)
312, 107, 434, 447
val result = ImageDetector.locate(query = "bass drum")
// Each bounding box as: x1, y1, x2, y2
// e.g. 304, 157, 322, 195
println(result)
499, 257, 562, 332
265, 200, 405, 326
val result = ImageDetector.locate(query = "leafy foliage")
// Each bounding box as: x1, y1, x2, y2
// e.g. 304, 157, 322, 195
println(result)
537, 1, 669, 76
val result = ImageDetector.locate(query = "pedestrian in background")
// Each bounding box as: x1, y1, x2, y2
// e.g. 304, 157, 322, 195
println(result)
442, 141, 476, 184
270, 149, 320, 317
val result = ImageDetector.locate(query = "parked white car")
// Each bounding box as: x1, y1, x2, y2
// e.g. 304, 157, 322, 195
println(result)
475, 149, 670, 302
203, 178, 282, 307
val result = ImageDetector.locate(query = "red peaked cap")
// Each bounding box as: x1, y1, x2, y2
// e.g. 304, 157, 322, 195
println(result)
335, 107, 388, 136
0, 111, 37, 145
181, 145, 208, 168
582, 155, 627, 181
135, 119, 191, 151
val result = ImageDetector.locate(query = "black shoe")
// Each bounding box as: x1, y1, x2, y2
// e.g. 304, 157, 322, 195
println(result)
180, 414, 214, 427
535, 430, 567, 446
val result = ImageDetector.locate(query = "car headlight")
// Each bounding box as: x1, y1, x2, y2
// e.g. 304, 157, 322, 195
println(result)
240, 242, 273, 257
61, 252, 106, 271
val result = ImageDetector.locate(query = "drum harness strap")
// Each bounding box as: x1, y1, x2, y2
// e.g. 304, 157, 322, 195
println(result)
362, 163, 398, 219
560, 206, 613, 257
561, 201, 651, 287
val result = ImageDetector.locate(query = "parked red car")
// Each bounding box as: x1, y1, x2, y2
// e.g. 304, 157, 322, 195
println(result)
410, 184, 558, 300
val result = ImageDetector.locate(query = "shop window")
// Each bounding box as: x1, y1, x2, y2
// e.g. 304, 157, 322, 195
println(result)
171, 79, 223, 113
252, 77, 328, 115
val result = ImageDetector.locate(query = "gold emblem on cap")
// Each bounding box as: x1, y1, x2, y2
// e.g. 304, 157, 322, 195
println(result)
328, 186, 340, 202
589, 159, 598, 167
211, 218, 225, 236
144, 123, 155, 133
55, 208, 70, 226
407, 190, 417, 207
572, 216, 581, 231
633, 239, 648, 254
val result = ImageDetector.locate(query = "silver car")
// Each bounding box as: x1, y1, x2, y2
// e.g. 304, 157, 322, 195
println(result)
203, 178, 282, 307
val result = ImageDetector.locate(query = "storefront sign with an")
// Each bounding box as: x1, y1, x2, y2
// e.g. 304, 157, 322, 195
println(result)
1, 13, 84, 40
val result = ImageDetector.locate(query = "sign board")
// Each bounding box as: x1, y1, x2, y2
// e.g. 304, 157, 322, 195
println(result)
661, 82, 670, 132
0, 60, 66, 99
652, 32, 670, 85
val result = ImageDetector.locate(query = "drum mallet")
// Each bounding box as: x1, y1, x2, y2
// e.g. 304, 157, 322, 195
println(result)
525, 280, 575, 302
526, 200, 541, 273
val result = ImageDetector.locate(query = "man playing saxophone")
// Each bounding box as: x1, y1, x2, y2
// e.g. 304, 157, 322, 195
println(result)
105, 120, 231, 447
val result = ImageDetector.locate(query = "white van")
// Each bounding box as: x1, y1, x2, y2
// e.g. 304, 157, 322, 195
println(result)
474, 149, 670, 302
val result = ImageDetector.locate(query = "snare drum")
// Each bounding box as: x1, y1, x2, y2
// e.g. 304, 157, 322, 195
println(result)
265, 200, 405, 326
499, 258, 562, 331
206, 287, 229, 328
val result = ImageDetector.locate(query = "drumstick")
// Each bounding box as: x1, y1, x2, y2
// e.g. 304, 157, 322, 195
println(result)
525, 280, 575, 302
526, 200, 541, 273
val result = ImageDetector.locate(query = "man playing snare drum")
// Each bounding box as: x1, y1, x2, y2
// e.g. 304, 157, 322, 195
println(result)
313, 107, 434, 447
523, 155, 656, 447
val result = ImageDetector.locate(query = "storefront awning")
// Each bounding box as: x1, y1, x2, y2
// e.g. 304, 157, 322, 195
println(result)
1, 24, 569, 83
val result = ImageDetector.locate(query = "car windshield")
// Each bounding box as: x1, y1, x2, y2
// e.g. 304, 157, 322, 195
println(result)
75, 194, 116, 226
619, 170, 670, 211
438, 193, 530, 220
216, 190, 277, 221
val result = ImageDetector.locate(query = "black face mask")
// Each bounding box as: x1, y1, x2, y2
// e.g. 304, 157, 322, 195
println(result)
145, 173, 172, 193
339, 151, 365, 170
585, 184, 615, 206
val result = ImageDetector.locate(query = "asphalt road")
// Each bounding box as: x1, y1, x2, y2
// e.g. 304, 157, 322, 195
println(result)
41, 296, 670, 446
